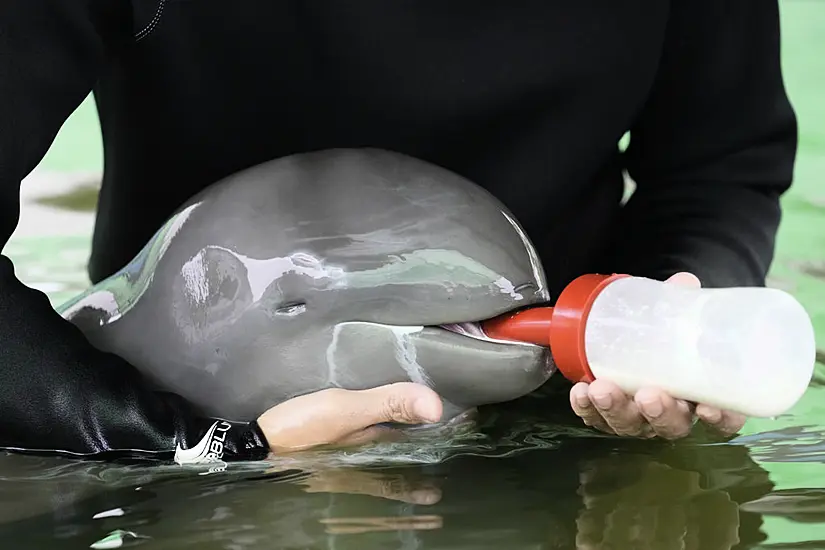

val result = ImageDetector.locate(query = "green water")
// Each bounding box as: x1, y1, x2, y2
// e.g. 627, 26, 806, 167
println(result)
2, 2, 825, 549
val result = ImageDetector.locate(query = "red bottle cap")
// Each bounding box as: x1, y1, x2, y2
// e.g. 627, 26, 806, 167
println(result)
549, 273, 628, 383
481, 273, 629, 383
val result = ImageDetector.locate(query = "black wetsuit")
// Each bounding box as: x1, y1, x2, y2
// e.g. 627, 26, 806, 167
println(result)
0, 1, 797, 462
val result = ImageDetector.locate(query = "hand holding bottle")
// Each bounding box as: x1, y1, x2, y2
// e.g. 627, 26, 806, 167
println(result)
566, 273, 748, 439
483, 270, 815, 440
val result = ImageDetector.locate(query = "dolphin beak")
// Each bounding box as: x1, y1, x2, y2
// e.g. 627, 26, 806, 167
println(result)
324, 320, 556, 421
420, 324, 556, 415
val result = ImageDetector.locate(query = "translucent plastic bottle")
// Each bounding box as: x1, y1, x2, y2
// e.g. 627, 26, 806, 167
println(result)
482, 274, 817, 418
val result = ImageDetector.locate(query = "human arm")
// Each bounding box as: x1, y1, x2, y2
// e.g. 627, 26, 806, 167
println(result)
0, 0, 443, 462
602, 0, 797, 287
0, 0, 234, 461
574, 0, 795, 439
0, 259, 441, 462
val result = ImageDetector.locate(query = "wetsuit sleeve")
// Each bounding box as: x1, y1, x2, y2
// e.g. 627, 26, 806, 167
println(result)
602, 0, 798, 288
0, 1, 269, 463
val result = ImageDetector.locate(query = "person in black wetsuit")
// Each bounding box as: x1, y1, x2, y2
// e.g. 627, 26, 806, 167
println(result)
0, 1, 797, 463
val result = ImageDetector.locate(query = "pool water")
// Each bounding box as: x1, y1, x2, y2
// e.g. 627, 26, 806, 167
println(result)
2, 2, 825, 548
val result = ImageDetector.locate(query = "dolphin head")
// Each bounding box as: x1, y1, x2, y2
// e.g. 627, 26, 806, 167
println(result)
61, 149, 555, 422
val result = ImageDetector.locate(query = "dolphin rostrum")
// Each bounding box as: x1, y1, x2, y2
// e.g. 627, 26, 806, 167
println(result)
58, 149, 556, 422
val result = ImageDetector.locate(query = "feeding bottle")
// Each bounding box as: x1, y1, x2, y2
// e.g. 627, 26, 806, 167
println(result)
481, 274, 817, 418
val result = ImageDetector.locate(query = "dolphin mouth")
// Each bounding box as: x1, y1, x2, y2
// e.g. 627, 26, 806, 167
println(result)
437, 322, 492, 341
435, 321, 538, 347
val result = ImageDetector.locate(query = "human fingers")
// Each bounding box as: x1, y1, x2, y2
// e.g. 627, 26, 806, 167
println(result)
695, 404, 746, 436
635, 387, 695, 440
570, 382, 612, 434
587, 379, 652, 437
625, 272, 700, 440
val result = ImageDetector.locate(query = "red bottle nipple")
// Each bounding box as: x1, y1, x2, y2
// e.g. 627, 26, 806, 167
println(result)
480, 273, 629, 383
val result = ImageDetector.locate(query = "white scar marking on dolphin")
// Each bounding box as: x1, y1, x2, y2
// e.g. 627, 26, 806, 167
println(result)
325, 324, 343, 387
493, 276, 524, 301
324, 324, 429, 388
391, 326, 432, 387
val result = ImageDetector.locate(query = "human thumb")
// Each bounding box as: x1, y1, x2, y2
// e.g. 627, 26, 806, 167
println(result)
358, 382, 444, 425
256, 383, 445, 453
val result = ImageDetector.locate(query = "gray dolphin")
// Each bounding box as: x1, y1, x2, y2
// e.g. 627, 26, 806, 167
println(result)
57, 149, 555, 423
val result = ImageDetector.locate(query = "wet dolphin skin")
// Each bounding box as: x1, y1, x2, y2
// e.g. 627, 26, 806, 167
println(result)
58, 149, 556, 422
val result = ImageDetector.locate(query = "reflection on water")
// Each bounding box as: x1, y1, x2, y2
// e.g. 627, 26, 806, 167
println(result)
0, 393, 779, 550
737, 426, 825, 465
0, 376, 822, 550
2, 187, 825, 550
743, 489, 825, 524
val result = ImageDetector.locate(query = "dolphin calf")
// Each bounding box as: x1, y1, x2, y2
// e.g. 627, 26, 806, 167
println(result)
58, 149, 555, 422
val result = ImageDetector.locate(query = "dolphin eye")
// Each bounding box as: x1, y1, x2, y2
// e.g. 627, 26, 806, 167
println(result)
275, 302, 307, 317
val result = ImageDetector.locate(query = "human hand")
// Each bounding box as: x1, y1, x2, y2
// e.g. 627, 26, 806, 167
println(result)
257, 382, 443, 453
569, 272, 747, 440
